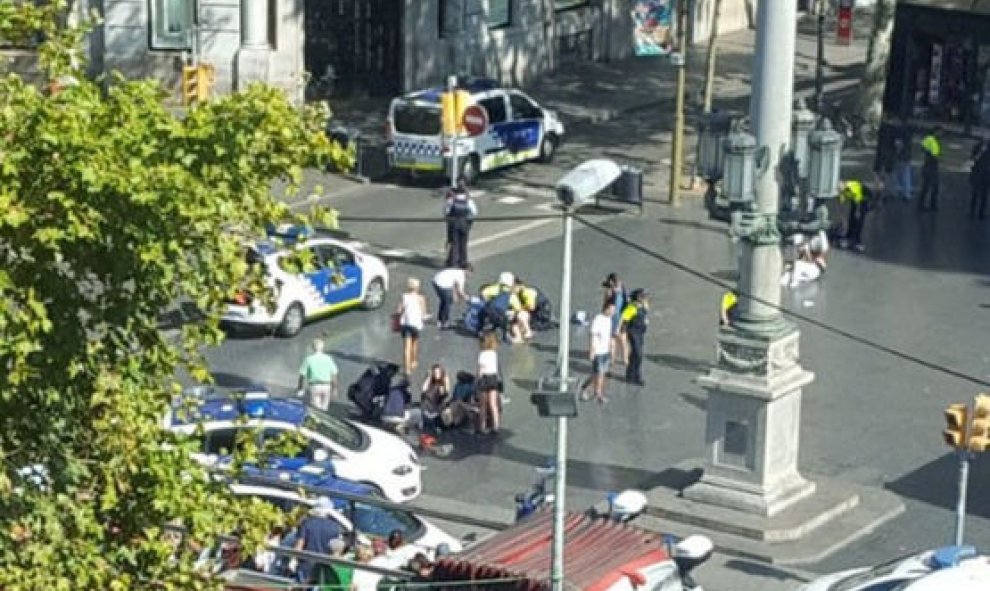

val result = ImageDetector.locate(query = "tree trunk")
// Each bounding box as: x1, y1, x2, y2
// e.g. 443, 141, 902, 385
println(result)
858, 0, 897, 128
702, 0, 724, 113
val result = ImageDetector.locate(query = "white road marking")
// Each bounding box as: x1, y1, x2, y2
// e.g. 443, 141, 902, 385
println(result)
468, 218, 557, 248
496, 195, 526, 205
287, 183, 369, 211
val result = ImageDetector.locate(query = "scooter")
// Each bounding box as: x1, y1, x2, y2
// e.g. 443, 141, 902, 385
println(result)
513, 464, 713, 591
513, 463, 649, 523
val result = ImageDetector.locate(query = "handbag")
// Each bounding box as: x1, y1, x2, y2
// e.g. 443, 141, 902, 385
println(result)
390, 312, 401, 333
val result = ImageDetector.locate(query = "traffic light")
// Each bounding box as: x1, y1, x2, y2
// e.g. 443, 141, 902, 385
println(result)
182, 64, 215, 106
440, 89, 470, 136
968, 394, 990, 452
944, 403, 968, 450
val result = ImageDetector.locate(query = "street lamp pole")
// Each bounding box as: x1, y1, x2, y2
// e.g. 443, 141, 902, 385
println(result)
550, 207, 573, 591
815, 0, 826, 113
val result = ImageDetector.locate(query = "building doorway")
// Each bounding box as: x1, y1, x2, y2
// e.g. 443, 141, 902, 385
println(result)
304, 0, 402, 99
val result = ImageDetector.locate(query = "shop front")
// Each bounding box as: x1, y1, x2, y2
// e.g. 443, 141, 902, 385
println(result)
884, 0, 990, 127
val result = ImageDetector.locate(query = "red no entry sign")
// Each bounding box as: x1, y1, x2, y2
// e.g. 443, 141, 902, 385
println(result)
462, 105, 489, 137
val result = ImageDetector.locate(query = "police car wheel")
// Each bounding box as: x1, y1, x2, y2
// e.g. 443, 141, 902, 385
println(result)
363, 278, 385, 310
459, 156, 479, 186
539, 135, 557, 163
278, 303, 305, 338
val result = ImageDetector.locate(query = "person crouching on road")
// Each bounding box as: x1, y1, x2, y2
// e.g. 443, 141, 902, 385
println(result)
432, 264, 471, 330
620, 289, 649, 387
509, 277, 539, 343
781, 231, 828, 288
298, 337, 339, 411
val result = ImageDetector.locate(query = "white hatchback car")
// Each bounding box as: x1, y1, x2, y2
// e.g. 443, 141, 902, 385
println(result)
223, 226, 389, 337
799, 545, 987, 591
229, 482, 462, 558
166, 390, 421, 502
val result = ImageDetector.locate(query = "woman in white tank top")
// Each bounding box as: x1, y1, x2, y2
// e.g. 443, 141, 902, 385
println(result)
397, 277, 428, 375
476, 332, 502, 435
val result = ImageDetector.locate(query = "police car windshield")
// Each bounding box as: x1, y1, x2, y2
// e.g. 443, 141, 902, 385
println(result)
393, 102, 440, 136
303, 409, 366, 451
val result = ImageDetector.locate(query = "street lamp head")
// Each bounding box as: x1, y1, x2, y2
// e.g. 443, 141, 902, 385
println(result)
555, 159, 622, 208
722, 127, 758, 204
807, 120, 843, 201
697, 111, 734, 181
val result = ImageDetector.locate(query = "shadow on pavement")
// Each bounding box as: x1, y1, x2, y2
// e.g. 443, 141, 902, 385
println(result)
885, 452, 990, 519
646, 353, 712, 374
722, 559, 812, 583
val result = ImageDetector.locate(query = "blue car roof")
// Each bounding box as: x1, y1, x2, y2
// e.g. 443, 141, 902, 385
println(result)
172, 395, 308, 426
240, 461, 375, 502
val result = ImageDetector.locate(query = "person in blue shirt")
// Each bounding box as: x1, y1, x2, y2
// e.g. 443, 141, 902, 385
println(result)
293, 500, 342, 583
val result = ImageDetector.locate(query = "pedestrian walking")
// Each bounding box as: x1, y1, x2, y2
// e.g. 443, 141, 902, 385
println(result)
297, 337, 339, 411
601, 273, 629, 367
620, 289, 649, 387
968, 135, 990, 220
581, 301, 615, 404
475, 332, 502, 435
918, 126, 942, 211
397, 277, 428, 375
444, 180, 477, 269
839, 180, 873, 252
432, 264, 471, 329
719, 290, 738, 327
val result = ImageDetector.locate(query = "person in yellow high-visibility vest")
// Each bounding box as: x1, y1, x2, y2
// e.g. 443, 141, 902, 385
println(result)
918, 127, 942, 212
839, 180, 873, 252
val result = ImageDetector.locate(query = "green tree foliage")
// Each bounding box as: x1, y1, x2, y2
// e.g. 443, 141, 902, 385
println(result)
0, 2, 349, 588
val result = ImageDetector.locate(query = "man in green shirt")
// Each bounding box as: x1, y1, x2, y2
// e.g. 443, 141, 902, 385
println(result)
298, 337, 339, 411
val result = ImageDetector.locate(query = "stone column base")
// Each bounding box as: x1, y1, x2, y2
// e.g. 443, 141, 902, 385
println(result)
235, 45, 272, 91
684, 469, 816, 517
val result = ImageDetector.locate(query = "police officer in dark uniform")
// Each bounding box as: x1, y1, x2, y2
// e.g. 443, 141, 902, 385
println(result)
620, 289, 649, 386
444, 180, 477, 269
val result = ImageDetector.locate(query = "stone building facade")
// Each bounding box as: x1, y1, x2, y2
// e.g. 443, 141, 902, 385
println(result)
4, 0, 758, 102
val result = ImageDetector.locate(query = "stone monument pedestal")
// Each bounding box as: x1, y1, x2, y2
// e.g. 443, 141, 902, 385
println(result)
645, 325, 904, 564
685, 326, 815, 516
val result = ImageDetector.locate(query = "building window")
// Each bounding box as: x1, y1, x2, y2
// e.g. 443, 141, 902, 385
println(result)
439, 0, 463, 38
487, 0, 511, 29
554, 0, 588, 11
149, 0, 194, 50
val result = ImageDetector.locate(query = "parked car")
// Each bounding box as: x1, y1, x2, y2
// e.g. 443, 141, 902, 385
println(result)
386, 77, 565, 184
229, 480, 462, 557
223, 225, 388, 337
166, 388, 421, 502
798, 545, 988, 591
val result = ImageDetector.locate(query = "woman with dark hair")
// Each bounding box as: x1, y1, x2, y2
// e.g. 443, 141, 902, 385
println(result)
476, 332, 502, 435
420, 364, 451, 436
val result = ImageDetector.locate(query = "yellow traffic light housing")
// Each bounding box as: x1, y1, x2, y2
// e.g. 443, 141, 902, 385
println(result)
182, 64, 215, 106
440, 89, 470, 136
968, 394, 990, 452
944, 403, 969, 450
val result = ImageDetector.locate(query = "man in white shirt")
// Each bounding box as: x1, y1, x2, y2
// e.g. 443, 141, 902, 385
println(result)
432, 265, 471, 329
581, 301, 615, 404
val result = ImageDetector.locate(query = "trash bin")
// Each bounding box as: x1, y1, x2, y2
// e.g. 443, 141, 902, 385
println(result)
612, 165, 643, 205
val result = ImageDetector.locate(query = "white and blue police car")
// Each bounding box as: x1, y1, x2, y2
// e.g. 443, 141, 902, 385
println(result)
223, 226, 389, 338
228, 473, 462, 558
798, 545, 988, 591
166, 389, 421, 503
386, 77, 565, 184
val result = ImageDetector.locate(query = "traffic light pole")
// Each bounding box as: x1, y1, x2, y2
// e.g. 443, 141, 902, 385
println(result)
954, 450, 970, 546
447, 76, 459, 189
